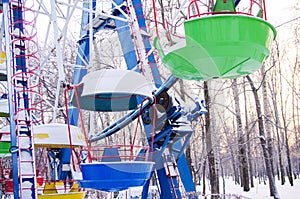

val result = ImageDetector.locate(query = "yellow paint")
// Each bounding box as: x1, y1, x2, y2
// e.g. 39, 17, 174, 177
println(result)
55, 181, 64, 187
38, 192, 85, 199
43, 182, 57, 194
34, 144, 82, 148
0, 51, 6, 64
34, 133, 50, 139
39, 181, 85, 199
77, 134, 85, 141
69, 182, 79, 192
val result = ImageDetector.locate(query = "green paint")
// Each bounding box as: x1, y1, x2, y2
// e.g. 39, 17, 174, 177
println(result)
156, 15, 276, 80
0, 112, 9, 117
213, 0, 235, 12
0, 142, 10, 154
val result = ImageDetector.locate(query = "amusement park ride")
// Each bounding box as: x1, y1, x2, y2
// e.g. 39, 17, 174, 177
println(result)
0, 0, 276, 198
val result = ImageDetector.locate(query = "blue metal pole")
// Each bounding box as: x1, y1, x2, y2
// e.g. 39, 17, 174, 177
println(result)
59, 1, 95, 181
172, 141, 197, 197
112, 0, 140, 72
4, 1, 38, 197
91, 75, 178, 141
132, 0, 162, 88
2, 1, 20, 197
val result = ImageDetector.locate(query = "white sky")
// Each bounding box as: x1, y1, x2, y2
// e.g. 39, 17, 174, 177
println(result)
267, 0, 299, 27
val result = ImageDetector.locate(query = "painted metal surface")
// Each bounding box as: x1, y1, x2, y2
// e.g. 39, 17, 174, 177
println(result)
33, 123, 86, 148
78, 161, 154, 192
72, 69, 155, 111
0, 99, 9, 117
38, 192, 85, 199
157, 14, 276, 80
2, 0, 277, 198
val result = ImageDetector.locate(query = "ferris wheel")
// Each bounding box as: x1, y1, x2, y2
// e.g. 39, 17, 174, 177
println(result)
0, 0, 276, 199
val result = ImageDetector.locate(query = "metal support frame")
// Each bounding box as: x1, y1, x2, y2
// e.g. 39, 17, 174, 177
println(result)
4, 0, 38, 198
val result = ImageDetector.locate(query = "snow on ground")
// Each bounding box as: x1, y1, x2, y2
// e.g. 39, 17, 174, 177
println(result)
196, 177, 300, 199
3, 177, 299, 198
108, 177, 300, 199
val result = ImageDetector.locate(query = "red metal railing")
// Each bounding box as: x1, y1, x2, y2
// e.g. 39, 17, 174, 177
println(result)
188, 0, 268, 20
90, 144, 149, 162
6, 0, 43, 197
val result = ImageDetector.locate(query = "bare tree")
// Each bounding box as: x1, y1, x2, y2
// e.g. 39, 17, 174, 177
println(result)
268, 42, 286, 185
232, 79, 250, 191
246, 75, 280, 198
290, 26, 300, 178
261, 65, 275, 178
204, 81, 220, 198
276, 49, 294, 186
243, 77, 255, 187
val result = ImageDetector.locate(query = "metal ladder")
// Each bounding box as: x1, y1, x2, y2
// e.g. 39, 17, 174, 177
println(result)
4, 0, 41, 198
163, 153, 186, 198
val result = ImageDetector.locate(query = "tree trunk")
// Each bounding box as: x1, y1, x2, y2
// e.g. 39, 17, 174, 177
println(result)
232, 79, 250, 191
273, 100, 286, 185
222, 121, 239, 184
277, 130, 286, 184
201, 122, 207, 195
277, 64, 294, 186
246, 75, 280, 199
221, 162, 226, 195
186, 143, 193, 178
269, 64, 286, 185
243, 78, 254, 187
204, 82, 219, 198
291, 36, 300, 179
202, 158, 206, 195
261, 65, 275, 177
230, 140, 239, 184
284, 126, 294, 186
